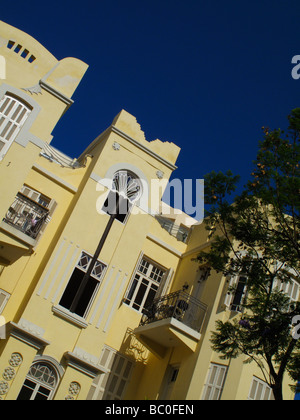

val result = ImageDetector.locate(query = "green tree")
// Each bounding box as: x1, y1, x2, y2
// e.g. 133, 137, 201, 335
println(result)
196, 109, 300, 400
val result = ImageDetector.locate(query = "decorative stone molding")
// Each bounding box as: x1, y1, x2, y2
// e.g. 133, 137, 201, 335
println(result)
112, 141, 120, 151
0, 380, 9, 395
9, 353, 23, 368
64, 349, 107, 379
2, 367, 16, 381
9, 322, 50, 350
156, 170, 164, 179
64, 381, 81, 400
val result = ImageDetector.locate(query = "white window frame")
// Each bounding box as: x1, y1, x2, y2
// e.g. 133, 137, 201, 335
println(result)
17, 362, 58, 401
202, 363, 228, 400
59, 251, 107, 319
102, 170, 142, 225
248, 376, 275, 400
87, 346, 134, 400
0, 94, 31, 158
0, 289, 10, 314
272, 277, 300, 304
224, 274, 248, 312
123, 257, 166, 313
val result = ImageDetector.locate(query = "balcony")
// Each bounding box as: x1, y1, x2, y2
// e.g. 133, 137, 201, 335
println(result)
155, 216, 189, 243
134, 291, 207, 357
0, 193, 49, 264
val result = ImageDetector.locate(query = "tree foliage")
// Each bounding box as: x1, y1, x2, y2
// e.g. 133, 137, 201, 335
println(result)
196, 109, 300, 400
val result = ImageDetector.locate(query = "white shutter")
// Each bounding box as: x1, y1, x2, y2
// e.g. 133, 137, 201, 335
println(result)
0, 289, 10, 314
224, 276, 236, 308
202, 363, 228, 400
155, 267, 174, 298
0, 94, 31, 157
36, 199, 57, 242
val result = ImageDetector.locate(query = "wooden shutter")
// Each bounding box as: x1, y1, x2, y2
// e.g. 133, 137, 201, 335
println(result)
224, 275, 236, 308
36, 199, 57, 243
155, 267, 174, 298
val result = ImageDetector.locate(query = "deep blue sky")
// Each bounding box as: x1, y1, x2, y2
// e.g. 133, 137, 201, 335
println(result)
1, 0, 299, 206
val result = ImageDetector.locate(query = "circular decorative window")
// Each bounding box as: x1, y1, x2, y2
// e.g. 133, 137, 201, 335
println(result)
112, 170, 142, 203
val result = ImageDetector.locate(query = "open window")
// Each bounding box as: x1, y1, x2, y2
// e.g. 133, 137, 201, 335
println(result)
224, 275, 248, 312
123, 257, 167, 313
59, 252, 106, 318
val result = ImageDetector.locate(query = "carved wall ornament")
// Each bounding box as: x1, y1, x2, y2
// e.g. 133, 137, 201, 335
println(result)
9, 353, 23, 368
0, 381, 9, 395
2, 367, 16, 381
112, 142, 121, 151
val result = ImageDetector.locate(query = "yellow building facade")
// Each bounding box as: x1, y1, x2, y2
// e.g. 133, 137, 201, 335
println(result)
0, 21, 296, 401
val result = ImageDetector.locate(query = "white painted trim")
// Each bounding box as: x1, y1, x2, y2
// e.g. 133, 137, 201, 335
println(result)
146, 233, 183, 257
103, 272, 128, 333
37, 238, 66, 296
52, 305, 88, 329
32, 163, 78, 193
96, 269, 122, 329
39, 80, 74, 107
51, 245, 81, 304
89, 266, 115, 324
111, 126, 177, 171
44, 242, 73, 300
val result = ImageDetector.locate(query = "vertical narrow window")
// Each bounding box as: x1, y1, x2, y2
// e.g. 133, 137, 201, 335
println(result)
202, 363, 228, 400
59, 252, 106, 318
224, 275, 247, 312
123, 258, 166, 312
0, 94, 31, 157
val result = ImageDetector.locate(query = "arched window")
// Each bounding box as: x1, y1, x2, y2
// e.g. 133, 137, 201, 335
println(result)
102, 170, 142, 223
17, 362, 58, 400
0, 94, 31, 157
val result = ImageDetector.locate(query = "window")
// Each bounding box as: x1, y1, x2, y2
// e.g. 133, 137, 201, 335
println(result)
273, 277, 300, 304
3, 185, 55, 241
248, 377, 275, 400
87, 346, 134, 400
0, 94, 31, 157
102, 170, 142, 223
17, 363, 58, 400
59, 252, 106, 318
202, 363, 228, 400
0, 289, 10, 314
224, 275, 247, 312
124, 258, 166, 312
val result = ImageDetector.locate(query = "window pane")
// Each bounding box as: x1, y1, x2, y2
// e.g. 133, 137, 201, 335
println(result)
143, 286, 158, 310
34, 386, 51, 400
59, 268, 84, 311
74, 276, 99, 317
132, 282, 148, 310
17, 379, 36, 400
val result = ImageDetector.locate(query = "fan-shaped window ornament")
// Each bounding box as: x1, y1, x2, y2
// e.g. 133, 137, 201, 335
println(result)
103, 170, 142, 223
111, 170, 142, 203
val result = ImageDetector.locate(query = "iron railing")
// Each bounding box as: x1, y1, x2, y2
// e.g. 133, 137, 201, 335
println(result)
3, 193, 49, 240
140, 290, 207, 333
155, 216, 189, 243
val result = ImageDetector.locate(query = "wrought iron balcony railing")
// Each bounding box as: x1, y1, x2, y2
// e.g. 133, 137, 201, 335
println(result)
3, 192, 49, 240
140, 290, 207, 333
